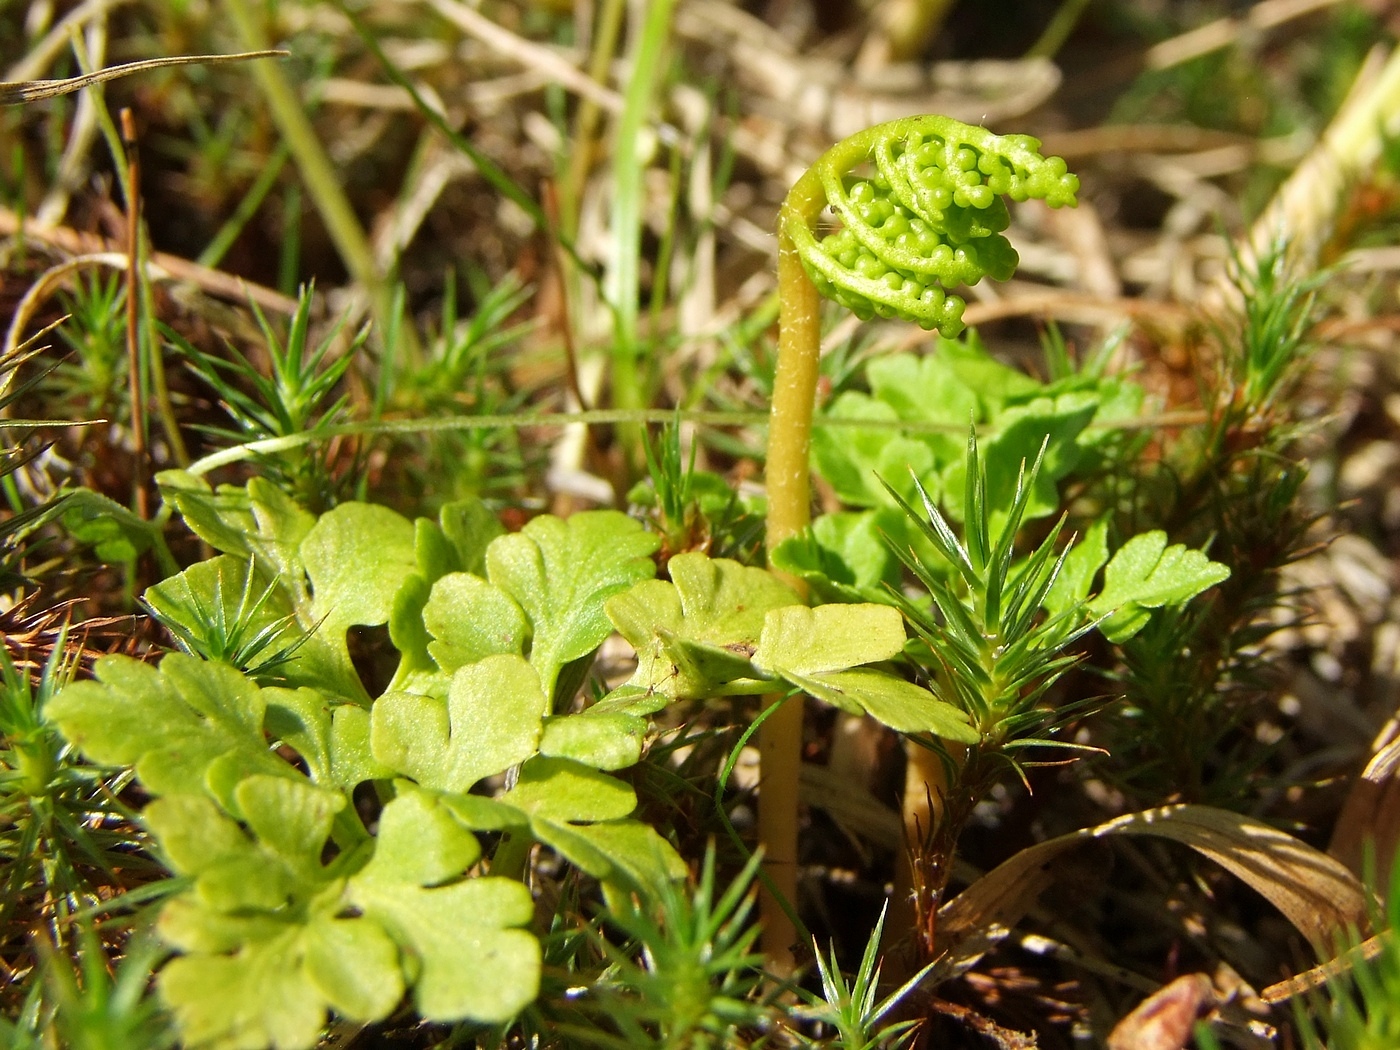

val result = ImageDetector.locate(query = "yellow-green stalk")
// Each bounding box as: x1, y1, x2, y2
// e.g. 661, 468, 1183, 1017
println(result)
762, 115, 1077, 969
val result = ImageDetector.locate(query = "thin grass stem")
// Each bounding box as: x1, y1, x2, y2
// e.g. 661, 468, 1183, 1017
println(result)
607, 0, 676, 469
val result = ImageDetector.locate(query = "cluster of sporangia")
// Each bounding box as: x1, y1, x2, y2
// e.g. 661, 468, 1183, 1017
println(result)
794, 122, 1079, 336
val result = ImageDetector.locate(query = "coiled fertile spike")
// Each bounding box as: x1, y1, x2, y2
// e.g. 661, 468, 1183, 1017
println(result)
820, 171, 990, 288
885, 144, 1012, 243
789, 115, 1078, 336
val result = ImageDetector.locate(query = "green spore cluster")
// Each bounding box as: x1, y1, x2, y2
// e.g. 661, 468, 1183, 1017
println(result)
793, 117, 1078, 336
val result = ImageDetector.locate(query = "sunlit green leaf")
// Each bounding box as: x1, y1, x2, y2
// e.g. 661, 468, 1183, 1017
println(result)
371, 654, 544, 794
487, 511, 658, 705
47, 654, 295, 815
1088, 531, 1231, 642
540, 711, 647, 770
152, 775, 543, 1041
607, 552, 798, 700
423, 572, 528, 671
502, 756, 636, 823
753, 604, 907, 678
784, 668, 979, 742
302, 502, 418, 642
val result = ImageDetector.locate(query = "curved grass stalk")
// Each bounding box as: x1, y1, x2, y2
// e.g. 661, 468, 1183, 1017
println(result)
761, 114, 1077, 970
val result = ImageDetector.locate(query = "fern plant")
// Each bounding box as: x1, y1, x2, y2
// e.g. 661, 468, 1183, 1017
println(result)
760, 114, 1079, 965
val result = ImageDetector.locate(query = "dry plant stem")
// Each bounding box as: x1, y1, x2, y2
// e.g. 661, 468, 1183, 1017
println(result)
1262, 929, 1395, 1004
889, 740, 959, 952
1145, 0, 1344, 71
121, 108, 147, 519
427, 0, 627, 121
0, 50, 288, 106
85, 69, 188, 472
958, 288, 1188, 329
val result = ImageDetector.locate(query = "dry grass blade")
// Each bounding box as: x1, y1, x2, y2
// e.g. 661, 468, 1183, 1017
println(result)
1261, 930, 1394, 1004
1145, 0, 1346, 71
424, 0, 622, 114
0, 50, 287, 105
1329, 717, 1400, 887
936, 804, 1370, 979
